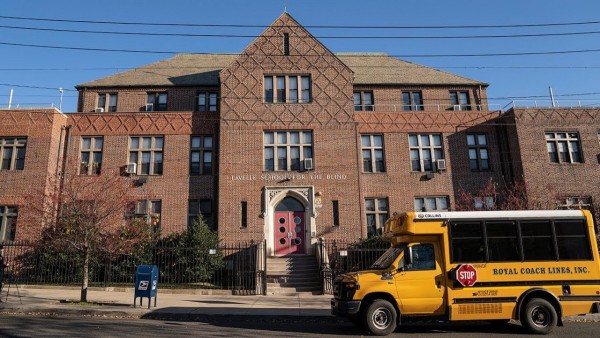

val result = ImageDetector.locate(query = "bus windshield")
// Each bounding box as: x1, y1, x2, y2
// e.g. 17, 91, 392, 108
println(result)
370, 244, 405, 269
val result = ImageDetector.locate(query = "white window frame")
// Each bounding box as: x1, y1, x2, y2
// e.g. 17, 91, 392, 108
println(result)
361, 134, 385, 173
467, 133, 490, 171
263, 131, 313, 171
0, 137, 27, 171
0, 205, 17, 242
80, 136, 103, 175
414, 196, 449, 212
365, 197, 389, 238
97, 93, 117, 112
353, 91, 374, 111
129, 136, 164, 175
402, 91, 424, 111
264, 75, 311, 103
545, 132, 583, 164
409, 134, 444, 172
190, 135, 213, 175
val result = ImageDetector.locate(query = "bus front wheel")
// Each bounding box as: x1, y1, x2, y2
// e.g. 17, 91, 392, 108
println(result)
520, 298, 557, 334
364, 300, 397, 336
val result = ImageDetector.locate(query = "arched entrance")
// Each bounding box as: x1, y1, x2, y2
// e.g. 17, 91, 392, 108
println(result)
274, 196, 306, 256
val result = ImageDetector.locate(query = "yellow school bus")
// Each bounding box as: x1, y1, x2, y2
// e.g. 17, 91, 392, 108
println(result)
331, 210, 600, 335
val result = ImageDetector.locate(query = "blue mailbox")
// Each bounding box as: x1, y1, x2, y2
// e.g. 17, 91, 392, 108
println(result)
134, 265, 158, 308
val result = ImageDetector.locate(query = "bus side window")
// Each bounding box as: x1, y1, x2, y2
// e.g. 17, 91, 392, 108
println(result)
405, 244, 435, 271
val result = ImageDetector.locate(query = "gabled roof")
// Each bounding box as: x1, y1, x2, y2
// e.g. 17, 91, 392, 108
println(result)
76, 54, 238, 88
76, 52, 486, 88
337, 53, 487, 86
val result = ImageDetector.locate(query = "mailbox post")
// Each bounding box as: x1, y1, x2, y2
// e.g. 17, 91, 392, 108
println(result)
134, 265, 158, 308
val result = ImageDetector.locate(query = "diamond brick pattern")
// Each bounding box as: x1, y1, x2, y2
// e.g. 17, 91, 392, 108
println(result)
220, 14, 354, 128
355, 111, 501, 133
68, 112, 214, 134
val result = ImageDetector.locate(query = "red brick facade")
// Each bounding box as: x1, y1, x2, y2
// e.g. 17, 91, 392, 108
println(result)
2, 13, 597, 254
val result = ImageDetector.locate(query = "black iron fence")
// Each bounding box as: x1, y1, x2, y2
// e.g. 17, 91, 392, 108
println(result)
318, 238, 390, 294
0, 240, 266, 294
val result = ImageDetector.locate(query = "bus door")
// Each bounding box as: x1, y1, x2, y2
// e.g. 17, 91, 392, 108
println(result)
394, 242, 446, 315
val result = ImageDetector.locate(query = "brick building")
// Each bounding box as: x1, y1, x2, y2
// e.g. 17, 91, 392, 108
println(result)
1, 13, 598, 256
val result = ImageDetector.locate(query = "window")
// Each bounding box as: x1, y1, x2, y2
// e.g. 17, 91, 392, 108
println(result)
404, 244, 435, 271
467, 133, 489, 171
414, 196, 449, 212
147, 92, 167, 111
361, 134, 385, 173
129, 136, 163, 175
264, 75, 311, 103
474, 196, 495, 210
80, 136, 103, 175
402, 91, 424, 111
264, 131, 313, 171
486, 221, 519, 262
354, 91, 374, 111
332, 200, 340, 226
556, 196, 592, 209
128, 200, 161, 230
241, 201, 248, 228
450, 91, 471, 111
450, 221, 484, 262
188, 199, 213, 230
0, 206, 17, 242
1, 137, 27, 171
365, 198, 388, 238
283, 33, 290, 56
97, 93, 117, 112
521, 221, 555, 261
190, 136, 213, 175
555, 220, 592, 260
545, 132, 582, 163
409, 134, 443, 172
450, 217, 593, 263
197, 91, 218, 112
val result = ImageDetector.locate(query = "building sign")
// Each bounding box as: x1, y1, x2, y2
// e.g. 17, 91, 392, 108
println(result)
230, 173, 348, 181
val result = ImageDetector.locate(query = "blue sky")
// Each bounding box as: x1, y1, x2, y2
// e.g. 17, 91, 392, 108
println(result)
1, 0, 600, 112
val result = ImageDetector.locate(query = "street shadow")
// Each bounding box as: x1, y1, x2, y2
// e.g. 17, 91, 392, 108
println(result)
141, 310, 531, 336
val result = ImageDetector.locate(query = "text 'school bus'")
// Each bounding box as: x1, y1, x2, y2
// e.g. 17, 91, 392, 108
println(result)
331, 210, 600, 336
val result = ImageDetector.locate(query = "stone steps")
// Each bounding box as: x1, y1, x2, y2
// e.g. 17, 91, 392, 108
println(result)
266, 256, 322, 296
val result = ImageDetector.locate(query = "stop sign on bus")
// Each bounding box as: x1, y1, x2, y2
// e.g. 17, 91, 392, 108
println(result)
456, 264, 477, 287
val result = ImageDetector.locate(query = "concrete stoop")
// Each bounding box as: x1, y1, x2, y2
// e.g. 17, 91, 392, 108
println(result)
266, 256, 322, 296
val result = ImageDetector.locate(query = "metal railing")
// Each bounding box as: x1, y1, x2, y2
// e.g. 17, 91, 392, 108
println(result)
318, 238, 390, 295
354, 103, 501, 112
503, 99, 600, 110
1, 240, 267, 294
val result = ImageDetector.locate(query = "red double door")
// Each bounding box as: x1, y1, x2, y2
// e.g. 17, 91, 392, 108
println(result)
274, 211, 305, 256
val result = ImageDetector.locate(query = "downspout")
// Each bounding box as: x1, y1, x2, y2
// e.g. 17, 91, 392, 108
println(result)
354, 121, 365, 239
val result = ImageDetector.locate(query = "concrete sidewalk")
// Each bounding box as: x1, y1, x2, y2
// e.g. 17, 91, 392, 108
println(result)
0, 285, 334, 320
1, 285, 599, 323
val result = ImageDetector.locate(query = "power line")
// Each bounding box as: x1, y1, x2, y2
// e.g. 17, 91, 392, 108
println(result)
1, 65, 600, 72
0, 83, 77, 91
2, 14, 600, 30
3, 40, 600, 58
5, 23, 600, 40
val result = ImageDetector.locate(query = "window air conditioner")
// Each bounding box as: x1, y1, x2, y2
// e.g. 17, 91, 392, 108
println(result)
452, 105, 462, 111
303, 158, 314, 170
126, 162, 137, 175
145, 103, 154, 111
436, 159, 447, 171
94, 107, 104, 112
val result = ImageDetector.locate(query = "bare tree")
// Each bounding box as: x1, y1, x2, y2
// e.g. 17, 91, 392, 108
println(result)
455, 178, 529, 211
20, 171, 156, 302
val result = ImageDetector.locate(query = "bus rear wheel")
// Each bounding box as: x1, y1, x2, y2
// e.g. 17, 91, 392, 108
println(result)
520, 298, 557, 334
364, 300, 397, 336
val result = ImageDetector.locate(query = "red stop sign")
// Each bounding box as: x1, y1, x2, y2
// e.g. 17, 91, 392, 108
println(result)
456, 264, 478, 287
